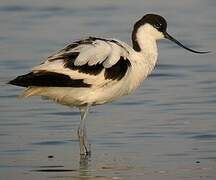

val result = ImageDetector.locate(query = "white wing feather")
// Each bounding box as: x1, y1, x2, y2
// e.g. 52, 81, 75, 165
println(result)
74, 40, 112, 66
103, 42, 121, 68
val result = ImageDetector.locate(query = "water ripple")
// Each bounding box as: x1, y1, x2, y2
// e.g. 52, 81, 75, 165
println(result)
191, 134, 216, 140
150, 72, 186, 79
31, 140, 73, 146
0, 5, 31, 12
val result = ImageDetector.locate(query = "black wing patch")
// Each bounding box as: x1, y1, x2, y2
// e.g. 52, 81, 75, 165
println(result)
8, 71, 91, 88
88, 37, 129, 53
63, 53, 131, 80
63, 37, 95, 52
104, 57, 131, 80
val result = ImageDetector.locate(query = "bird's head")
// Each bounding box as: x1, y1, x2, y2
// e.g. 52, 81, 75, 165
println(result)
132, 14, 210, 53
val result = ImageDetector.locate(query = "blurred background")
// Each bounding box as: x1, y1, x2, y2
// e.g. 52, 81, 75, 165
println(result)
0, 0, 216, 179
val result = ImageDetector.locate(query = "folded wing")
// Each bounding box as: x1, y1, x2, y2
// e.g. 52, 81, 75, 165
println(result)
13, 37, 131, 88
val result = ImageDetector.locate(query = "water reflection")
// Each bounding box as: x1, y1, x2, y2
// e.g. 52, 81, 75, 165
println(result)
79, 154, 91, 178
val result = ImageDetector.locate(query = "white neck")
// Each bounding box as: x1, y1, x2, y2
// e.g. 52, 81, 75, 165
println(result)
135, 24, 159, 56
125, 23, 163, 93
137, 35, 158, 57
129, 24, 159, 91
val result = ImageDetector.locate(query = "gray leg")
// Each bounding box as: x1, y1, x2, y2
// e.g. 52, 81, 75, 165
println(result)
77, 105, 91, 155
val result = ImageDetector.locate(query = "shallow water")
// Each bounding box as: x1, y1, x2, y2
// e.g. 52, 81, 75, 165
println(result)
1, 0, 216, 179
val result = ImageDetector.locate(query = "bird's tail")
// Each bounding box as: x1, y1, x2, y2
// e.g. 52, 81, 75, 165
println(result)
8, 72, 36, 87
8, 72, 45, 98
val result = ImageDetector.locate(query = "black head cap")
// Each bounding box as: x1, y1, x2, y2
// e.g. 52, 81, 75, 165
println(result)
134, 14, 167, 33
132, 14, 168, 51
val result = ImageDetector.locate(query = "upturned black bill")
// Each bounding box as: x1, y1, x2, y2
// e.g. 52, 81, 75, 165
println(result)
164, 32, 210, 54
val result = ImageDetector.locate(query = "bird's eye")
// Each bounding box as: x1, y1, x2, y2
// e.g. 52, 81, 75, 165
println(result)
154, 23, 162, 29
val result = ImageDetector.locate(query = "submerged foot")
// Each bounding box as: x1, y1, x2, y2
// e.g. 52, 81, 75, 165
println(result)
80, 139, 91, 156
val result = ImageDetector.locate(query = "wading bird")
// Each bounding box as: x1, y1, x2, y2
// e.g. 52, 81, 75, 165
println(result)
9, 14, 209, 155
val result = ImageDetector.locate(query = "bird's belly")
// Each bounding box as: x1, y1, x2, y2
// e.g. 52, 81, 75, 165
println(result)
32, 80, 130, 107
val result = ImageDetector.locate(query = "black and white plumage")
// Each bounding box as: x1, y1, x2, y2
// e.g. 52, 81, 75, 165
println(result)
9, 14, 209, 155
